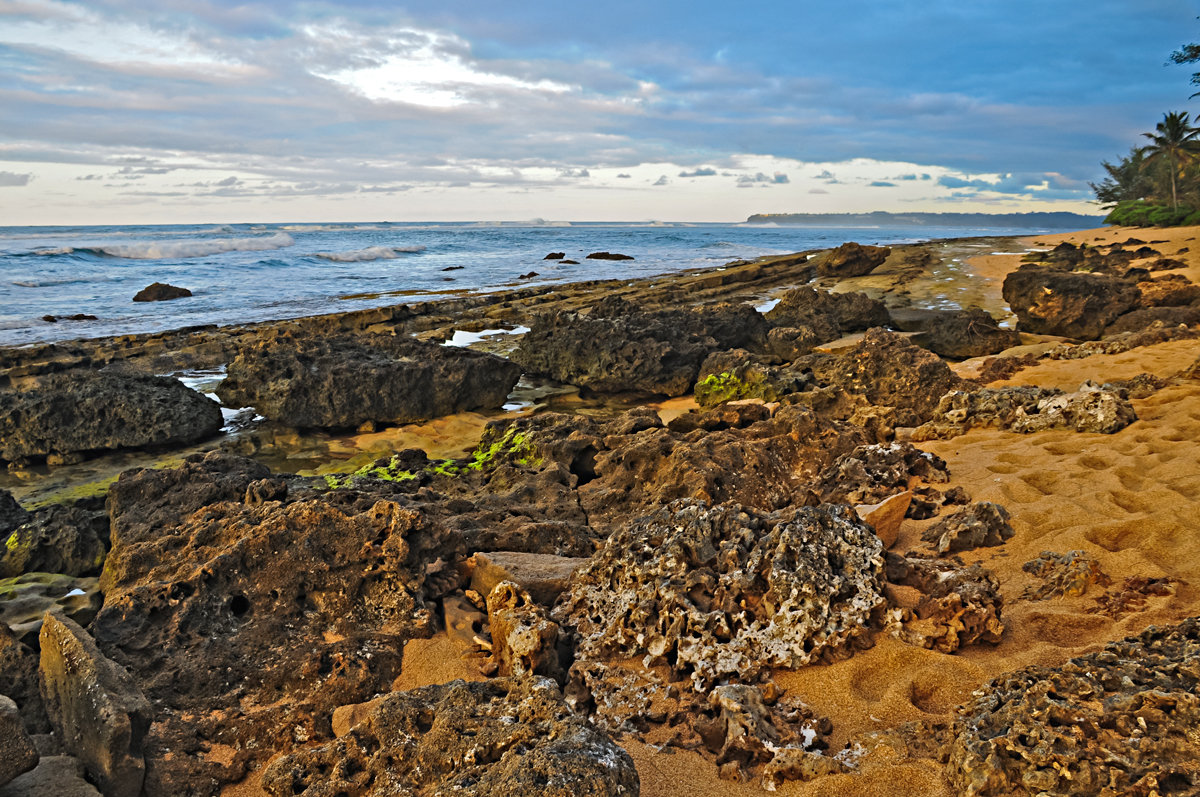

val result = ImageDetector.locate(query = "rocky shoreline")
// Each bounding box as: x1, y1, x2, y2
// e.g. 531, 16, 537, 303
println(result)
2, 229, 1200, 796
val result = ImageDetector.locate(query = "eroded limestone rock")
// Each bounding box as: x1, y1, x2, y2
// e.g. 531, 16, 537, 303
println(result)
808, 442, 949, 507
484, 581, 564, 683
886, 554, 1004, 653
1021, 550, 1111, 600
915, 308, 1020, 359
0, 694, 38, 788
913, 383, 1137, 440
815, 242, 891, 278
921, 502, 1014, 554
0, 502, 108, 578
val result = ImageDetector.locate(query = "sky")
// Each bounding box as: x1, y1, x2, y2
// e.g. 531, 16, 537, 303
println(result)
0, 0, 1197, 224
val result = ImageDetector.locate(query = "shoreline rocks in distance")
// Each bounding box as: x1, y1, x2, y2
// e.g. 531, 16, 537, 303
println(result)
132, 283, 192, 302
585, 251, 634, 260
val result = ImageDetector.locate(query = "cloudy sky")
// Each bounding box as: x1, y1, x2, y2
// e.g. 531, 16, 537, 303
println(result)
0, 0, 1196, 224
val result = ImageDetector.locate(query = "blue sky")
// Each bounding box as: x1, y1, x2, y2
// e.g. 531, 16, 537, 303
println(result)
0, 0, 1195, 223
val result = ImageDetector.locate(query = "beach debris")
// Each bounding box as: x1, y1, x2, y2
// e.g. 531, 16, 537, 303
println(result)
814, 242, 891, 278
946, 616, 1200, 795
132, 282, 191, 302
555, 499, 886, 691
260, 678, 640, 797
884, 553, 1004, 653
921, 502, 1014, 554
1021, 550, 1110, 600
584, 251, 634, 260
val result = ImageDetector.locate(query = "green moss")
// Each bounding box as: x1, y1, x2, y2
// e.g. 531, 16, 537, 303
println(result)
464, 426, 541, 471
322, 455, 419, 489
4, 533, 19, 552
695, 370, 748, 407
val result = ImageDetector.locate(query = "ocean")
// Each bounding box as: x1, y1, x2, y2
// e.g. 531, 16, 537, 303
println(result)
0, 220, 1068, 347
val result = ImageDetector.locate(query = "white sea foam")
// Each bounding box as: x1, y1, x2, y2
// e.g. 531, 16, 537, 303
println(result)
313, 245, 426, 262
91, 232, 295, 260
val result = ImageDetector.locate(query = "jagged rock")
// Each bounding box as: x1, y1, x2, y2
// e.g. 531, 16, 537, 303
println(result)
1104, 305, 1200, 335
0, 756, 102, 797
1091, 576, 1177, 618
0, 491, 30, 536
484, 581, 565, 682
915, 308, 1020, 359
555, 500, 886, 690
809, 443, 949, 507
913, 383, 1137, 440
694, 354, 814, 409
803, 329, 966, 425
0, 502, 108, 578
39, 613, 151, 797
132, 282, 191, 302
0, 371, 222, 462
921, 502, 1014, 554
260, 677, 639, 797
1002, 264, 1139, 339
1012, 383, 1137, 434
0, 622, 48, 734
585, 251, 635, 260
0, 574, 101, 647
765, 326, 821, 360
1048, 320, 1200, 357
513, 297, 768, 396
946, 617, 1200, 795
764, 287, 889, 337
886, 554, 1004, 653
469, 551, 587, 606
815, 242, 891, 278
1136, 274, 1200, 307
0, 694, 38, 788
975, 353, 1039, 384
92, 454, 465, 796
907, 484, 971, 520
217, 331, 520, 429
544, 252, 566, 260
856, 490, 912, 548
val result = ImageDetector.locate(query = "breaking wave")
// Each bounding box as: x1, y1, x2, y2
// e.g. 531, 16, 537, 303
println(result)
28, 233, 295, 260
313, 245, 426, 262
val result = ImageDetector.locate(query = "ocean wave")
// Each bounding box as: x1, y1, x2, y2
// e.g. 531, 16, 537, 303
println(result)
313, 245, 425, 262
22, 233, 296, 260
700, 241, 736, 248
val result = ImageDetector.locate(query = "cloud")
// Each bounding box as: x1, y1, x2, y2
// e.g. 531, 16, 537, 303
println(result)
558, 168, 590, 178
736, 171, 788, 185
869, 180, 896, 187
616, 173, 631, 178
0, 171, 32, 187
678, 167, 717, 177
808, 187, 829, 194
215, 176, 239, 186
652, 174, 669, 186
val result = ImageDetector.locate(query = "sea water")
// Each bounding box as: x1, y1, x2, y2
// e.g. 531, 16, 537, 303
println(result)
0, 220, 1066, 347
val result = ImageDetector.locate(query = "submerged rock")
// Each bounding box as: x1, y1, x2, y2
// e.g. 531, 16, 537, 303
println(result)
260, 677, 639, 797
946, 617, 1200, 795
0, 371, 222, 463
132, 282, 191, 302
556, 500, 886, 690
218, 331, 521, 429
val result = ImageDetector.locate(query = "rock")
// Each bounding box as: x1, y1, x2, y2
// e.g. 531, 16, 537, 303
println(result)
915, 308, 1020, 359
0, 491, 31, 535
765, 326, 820, 360
484, 581, 564, 682
694, 354, 814, 409
1002, 264, 1139, 339
1011, 382, 1137, 434
1021, 550, 1111, 600
544, 252, 566, 260
555, 500, 886, 690
0, 502, 108, 578
1050, 319, 1200, 356
560, 259, 579, 264
132, 282, 191, 302
946, 617, 1200, 795
809, 443, 949, 507
514, 298, 768, 396
469, 551, 587, 606
921, 502, 1014, 554
39, 613, 151, 797
764, 287, 889, 337
885, 554, 1004, 653
217, 331, 521, 429
913, 383, 1137, 440
0, 574, 102, 647
0, 371, 222, 463
1104, 305, 1200, 335
1136, 274, 1200, 307
585, 251, 635, 260
0, 622, 49, 734
856, 490, 912, 548
260, 677, 639, 797
0, 694, 38, 787
519, 271, 539, 279
814, 242, 891, 278
0, 756, 102, 797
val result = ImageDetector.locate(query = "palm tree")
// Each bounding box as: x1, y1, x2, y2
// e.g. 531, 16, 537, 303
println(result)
1140, 111, 1200, 210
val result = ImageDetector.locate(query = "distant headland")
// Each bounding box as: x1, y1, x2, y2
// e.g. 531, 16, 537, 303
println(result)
745, 210, 1104, 227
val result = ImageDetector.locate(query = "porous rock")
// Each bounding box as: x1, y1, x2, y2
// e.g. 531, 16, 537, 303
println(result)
916, 308, 1020, 359
555, 500, 886, 690
484, 581, 565, 682
886, 554, 1004, 653
132, 282, 191, 302
921, 502, 1014, 554
809, 442, 949, 507
0, 756, 102, 797
513, 297, 768, 396
218, 330, 521, 428
815, 242, 891, 278
1021, 551, 1111, 600
469, 551, 586, 606
0, 502, 108, 578
0, 622, 48, 733
764, 287, 890, 337
1011, 382, 1137, 434
0, 574, 102, 647
946, 617, 1200, 795
39, 613, 151, 797
1002, 264, 1139, 339
694, 354, 814, 409
0, 694, 38, 788
0, 490, 30, 536
260, 677, 639, 797
0, 371, 222, 462
913, 383, 1137, 440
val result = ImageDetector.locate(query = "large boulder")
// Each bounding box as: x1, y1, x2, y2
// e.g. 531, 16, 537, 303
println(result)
555, 500, 886, 690
0, 756, 103, 797
0, 502, 108, 578
0, 491, 30, 536
815, 242, 891, 278
261, 678, 639, 797
217, 331, 521, 429
513, 297, 768, 396
0, 694, 38, 788
132, 282, 191, 302
915, 308, 1020, 359
946, 617, 1200, 795
0, 622, 48, 733
0, 372, 222, 463
765, 287, 890, 337
1002, 264, 1139, 340
39, 613, 151, 797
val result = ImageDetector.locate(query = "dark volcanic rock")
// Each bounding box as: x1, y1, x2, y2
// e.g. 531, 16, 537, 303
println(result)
544, 251, 566, 260
1104, 305, 1200, 335
585, 251, 634, 260
946, 617, 1200, 795
917, 308, 1020, 359
1002, 264, 1139, 339
764, 287, 890, 338
261, 677, 639, 797
0, 622, 48, 734
0, 372, 222, 462
814, 242, 891, 278
513, 297, 769, 396
217, 331, 521, 429
93, 453, 465, 796
555, 500, 886, 690
0, 694, 37, 788
132, 282, 191, 302
0, 491, 30, 536
0, 502, 108, 578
